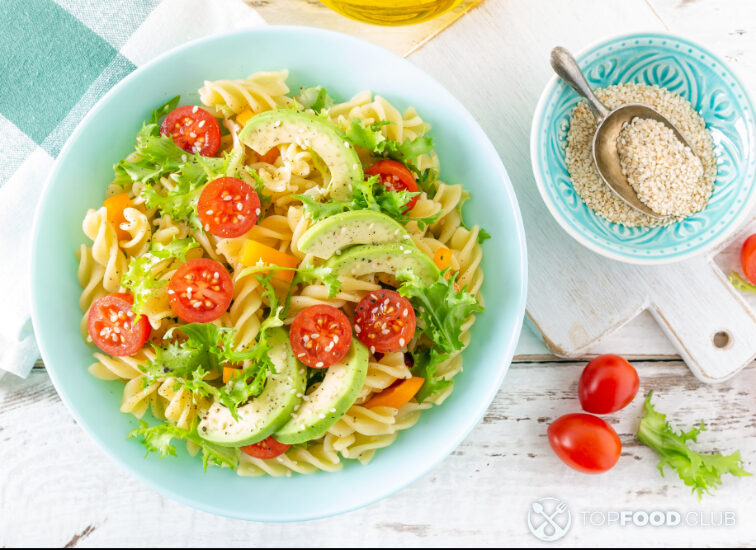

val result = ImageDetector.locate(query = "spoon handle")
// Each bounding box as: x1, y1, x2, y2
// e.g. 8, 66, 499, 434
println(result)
550, 46, 610, 121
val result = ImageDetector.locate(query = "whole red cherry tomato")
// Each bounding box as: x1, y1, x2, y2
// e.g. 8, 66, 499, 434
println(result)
548, 413, 621, 474
578, 354, 639, 414
740, 234, 756, 285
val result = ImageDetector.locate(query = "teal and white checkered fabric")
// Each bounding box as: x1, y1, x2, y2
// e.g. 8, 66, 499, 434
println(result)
0, 0, 264, 378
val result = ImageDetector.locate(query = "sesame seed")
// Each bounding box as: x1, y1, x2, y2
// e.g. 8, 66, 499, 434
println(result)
192, 106, 198, 113
617, 117, 705, 217
565, 83, 715, 227
198, 120, 205, 128
315, 361, 324, 368
255, 208, 261, 216
399, 338, 405, 347
370, 346, 376, 354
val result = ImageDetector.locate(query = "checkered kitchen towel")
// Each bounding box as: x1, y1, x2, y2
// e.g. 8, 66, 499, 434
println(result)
0, 0, 264, 379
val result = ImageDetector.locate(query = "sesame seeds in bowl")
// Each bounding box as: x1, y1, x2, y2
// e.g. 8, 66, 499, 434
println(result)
531, 32, 756, 265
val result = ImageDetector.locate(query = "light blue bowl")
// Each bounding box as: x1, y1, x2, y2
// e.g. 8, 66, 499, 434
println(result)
531, 32, 756, 264
29, 27, 527, 521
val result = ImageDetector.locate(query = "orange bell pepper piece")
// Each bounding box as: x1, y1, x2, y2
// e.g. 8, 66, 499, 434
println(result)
223, 367, 242, 384
235, 108, 254, 127
258, 147, 280, 164
240, 239, 299, 283
364, 377, 425, 409
433, 247, 453, 279
103, 193, 133, 242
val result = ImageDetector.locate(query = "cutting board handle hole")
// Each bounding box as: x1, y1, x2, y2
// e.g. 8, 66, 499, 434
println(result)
713, 330, 732, 349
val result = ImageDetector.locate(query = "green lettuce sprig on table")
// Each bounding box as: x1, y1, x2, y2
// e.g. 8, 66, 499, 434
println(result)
637, 392, 751, 499
397, 268, 484, 402
729, 272, 756, 294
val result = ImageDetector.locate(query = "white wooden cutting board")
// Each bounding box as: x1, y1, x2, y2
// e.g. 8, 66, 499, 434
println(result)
407, 0, 756, 382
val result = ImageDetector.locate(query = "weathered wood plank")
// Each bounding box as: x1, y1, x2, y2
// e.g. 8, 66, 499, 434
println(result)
2, 363, 756, 546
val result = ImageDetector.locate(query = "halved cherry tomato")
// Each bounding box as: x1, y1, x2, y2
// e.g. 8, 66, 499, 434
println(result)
365, 159, 419, 213
578, 354, 639, 414
88, 293, 151, 356
741, 234, 756, 285
241, 436, 290, 460
168, 259, 233, 323
548, 413, 621, 474
290, 305, 352, 369
353, 289, 416, 354
197, 177, 261, 238
160, 105, 221, 156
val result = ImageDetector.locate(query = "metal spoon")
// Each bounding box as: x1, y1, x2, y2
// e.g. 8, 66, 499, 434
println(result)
550, 46, 699, 220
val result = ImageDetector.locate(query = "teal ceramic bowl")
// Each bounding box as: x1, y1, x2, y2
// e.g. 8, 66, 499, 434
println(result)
29, 27, 527, 521
531, 32, 756, 264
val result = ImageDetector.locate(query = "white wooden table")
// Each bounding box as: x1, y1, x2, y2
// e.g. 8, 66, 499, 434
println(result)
3, 0, 756, 546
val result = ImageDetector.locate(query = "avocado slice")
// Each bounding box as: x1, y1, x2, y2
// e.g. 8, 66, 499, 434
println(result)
239, 110, 363, 200
298, 210, 411, 260
275, 340, 369, 445
198, 328, 307, 447
325, 242, 439, 285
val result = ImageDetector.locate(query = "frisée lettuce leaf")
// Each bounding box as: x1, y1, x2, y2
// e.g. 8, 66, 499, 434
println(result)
341, 118, 434, 169
637, 392, 751, 499
128, 420, 240, 471
295, 174, 438, 228
142, 274, 285, 420
397, 268, 483, 402
121, 237, 200, 317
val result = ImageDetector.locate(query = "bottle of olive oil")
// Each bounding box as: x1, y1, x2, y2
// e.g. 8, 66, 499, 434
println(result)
319, 0, 465, 26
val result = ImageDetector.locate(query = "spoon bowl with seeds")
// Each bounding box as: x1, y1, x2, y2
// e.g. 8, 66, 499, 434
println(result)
550, 46, 701, 220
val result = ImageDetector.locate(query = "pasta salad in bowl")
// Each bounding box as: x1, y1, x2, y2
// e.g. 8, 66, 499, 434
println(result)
81, 71, 486, 475
31, 27, 526, 520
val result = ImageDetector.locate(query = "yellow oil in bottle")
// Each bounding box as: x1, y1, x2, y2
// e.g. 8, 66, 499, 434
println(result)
319, 0, 465, 26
